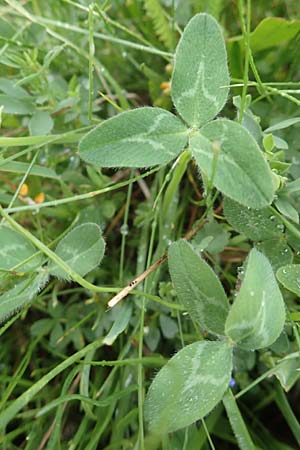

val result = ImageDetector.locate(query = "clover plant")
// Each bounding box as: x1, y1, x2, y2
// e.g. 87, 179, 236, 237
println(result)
2, 11, 299, 440
77, 13, 287, 435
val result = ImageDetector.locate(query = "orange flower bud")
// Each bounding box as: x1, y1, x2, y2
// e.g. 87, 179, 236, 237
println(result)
34, 192, 45, 204
19, 183, 28, 196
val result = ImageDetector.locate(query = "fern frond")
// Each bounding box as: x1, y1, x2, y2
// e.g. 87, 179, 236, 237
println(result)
144, 0, 177, 50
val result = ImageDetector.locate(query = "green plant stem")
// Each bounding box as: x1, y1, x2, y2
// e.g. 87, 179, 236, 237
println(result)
119, 171, 133, 283
0, 205, 181, 311
88, 3, 95, 122
5, 1, 172, 59
0, 338, 105, 430
274, 382, 300, 446
4, 167, 160, 213
237, 0, 251, 123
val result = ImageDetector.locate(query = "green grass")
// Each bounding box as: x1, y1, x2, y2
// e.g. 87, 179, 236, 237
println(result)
0, 0, 300, 449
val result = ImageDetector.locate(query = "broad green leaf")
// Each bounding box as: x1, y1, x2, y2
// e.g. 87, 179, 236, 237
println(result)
0, 273, 48, 324
0, 94, 35, 115
265, 117, 300, 133
225, 249, 286, 350
0, 226, 43, 272
29, 111, 53, 136
190, 120, 274, 208
228, 17, 300, 54
0, 78, 30, 98
79, 107, 188, 168
255, 240, 293, 272
275, 196, 299, 224
223, 197, 284, 241
168, 240, 229, 335
145, 340, 232, 434
277, 264, 300, 296
171, 13, 229, 127
49, 223, 105, 280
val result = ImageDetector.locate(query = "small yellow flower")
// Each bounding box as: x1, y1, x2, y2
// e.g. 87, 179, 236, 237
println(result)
19, 183, 28, 196
34, 192, 45, 204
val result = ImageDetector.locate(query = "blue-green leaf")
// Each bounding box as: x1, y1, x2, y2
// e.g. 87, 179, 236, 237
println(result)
0, 273, 48, 324
145, 340, 232, 434
49, 223, 105, 280
168, 240, 229, 335
277, 264, 300, 296
224, 197, 284, 241
0, 226, 43, 272
79, 107, 188, 168
190, 120, 275, 208
225, 249, 286, 350
172, 13, 229, 127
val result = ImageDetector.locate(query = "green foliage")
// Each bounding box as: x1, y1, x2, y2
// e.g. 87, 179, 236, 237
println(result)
144, 0, 177, 50
0, 226, 43, 272
79, 107, 188, 168
1, 1, 300, 449
29, 111, 53, 136
168, 240, 229, 335
145, 340, 232, 433
225, 249, 286, 350
49, 223, 105, 280
191, 120, 274, 208
0, 273, 48, 324
171, 13, 229, 127
277, 264, 300, 296
224, 197, 284, 241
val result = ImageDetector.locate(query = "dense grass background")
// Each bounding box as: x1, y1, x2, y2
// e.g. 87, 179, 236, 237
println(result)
0, 1, 300, 449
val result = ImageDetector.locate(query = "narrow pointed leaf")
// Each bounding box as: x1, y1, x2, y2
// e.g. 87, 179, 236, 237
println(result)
277, 264, 300, 296
172, 13, 229, 127
0, 273, 48, 324
0, 226, 43, 272
190, 120, 274, 208
79, 107, 188, 168
225, 249, 285, 350
145, 340, 232, 434
168, 240, 229, 335
49, 223, 105, 280
223, 389, 256, 450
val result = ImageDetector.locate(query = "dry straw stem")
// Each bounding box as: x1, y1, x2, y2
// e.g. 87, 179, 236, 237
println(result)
108, 219, 206, 308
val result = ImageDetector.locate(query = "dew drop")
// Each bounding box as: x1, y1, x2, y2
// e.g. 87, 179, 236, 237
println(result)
120, 224, 129, 236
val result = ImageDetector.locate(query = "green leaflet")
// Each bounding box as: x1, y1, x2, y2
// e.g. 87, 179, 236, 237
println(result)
0, 272, 48, 324
29, 111, 53, 136
145, 340, 232, 434
277, 264, 300, 296
168, 240, 229, 335
79, 107, 188, 168
225, 249, 286, 350
190, 120, 274, 209
171, 13, 229, 127
223, 197, 284, 241
49, 223, 105, 280
255, 240, 293, 272
0, 226, 43, 272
